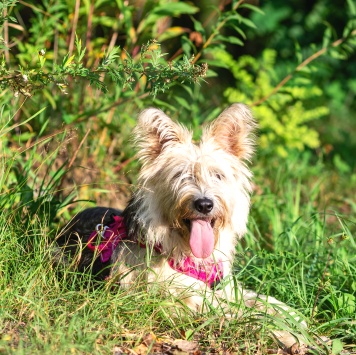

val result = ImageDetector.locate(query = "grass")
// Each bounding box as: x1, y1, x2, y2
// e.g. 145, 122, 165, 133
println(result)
1, 0, 355, 352
1, 113, 356, 354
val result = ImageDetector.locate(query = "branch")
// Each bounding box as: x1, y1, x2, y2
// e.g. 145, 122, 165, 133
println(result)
252, 29, 356, 107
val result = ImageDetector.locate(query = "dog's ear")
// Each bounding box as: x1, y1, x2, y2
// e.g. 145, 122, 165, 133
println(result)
134, 108, 190, 161
206, 103, 257, 161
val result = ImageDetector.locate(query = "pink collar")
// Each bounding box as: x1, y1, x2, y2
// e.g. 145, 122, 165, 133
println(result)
168, 258, 223, 288
87, 215, 223, 288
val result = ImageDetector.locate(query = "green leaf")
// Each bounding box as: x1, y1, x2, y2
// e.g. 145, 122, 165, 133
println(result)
333, 154, 352, 174
151, 2, 199, 17
204, 58, 230, 69
205, 69, 218, 77
295, 41, 302, 63
240, 3, 265, 15
43, 89, 57, 109
92, 15, 118, 28
62, 113, 76, 124
181, 36, 195, 56
174, 96, 191, 110
322, 24, 332, 48
346, 0, 356, 16
227, 23, 247, 40
157, 26, 188, 42
215, 35, 244, 46
343, 18, 356, 38
190, 16, 206, 39
138, 3, 199, 33
331, 339, 344, 354
1, 106, 47, 137
232, 13, 257, 29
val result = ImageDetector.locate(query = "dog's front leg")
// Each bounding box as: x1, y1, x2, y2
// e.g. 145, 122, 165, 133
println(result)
242, 289, 307, 327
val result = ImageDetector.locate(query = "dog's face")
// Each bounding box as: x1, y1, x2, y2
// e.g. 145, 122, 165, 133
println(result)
134, 104, 257, 259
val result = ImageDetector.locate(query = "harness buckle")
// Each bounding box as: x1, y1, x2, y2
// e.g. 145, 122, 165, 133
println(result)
95, 224, 109, 239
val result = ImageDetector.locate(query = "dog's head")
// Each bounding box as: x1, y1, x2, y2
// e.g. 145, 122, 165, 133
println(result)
133, 104, 257, 259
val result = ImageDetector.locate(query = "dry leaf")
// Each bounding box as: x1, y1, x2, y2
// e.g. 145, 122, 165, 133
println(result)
173, 339, 199, 352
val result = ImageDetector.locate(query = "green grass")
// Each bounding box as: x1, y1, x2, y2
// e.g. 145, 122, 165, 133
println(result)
1, 109, 355, 355
1, 0, 355, 352
1, 125, 356, 354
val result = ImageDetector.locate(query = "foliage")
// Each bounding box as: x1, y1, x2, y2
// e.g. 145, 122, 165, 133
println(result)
0, 0, 209, 130
241, 152, 356, 342
215, 48, 329, 156
0, 1, 17, 42
0, 0, 356, 353
1, 132, 355, 353
246, 0, 356, 164
0, 107, 75, 238
1, 0, 354, 156
0, 38, 207, 98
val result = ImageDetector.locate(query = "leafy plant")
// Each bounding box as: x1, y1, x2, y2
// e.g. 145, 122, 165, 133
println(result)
0, 37, 207, 98
0, 107, 75, 236
215, 48, 329, 156
244, 0, 356, 164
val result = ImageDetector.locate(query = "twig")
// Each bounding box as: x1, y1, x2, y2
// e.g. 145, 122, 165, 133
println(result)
114, 157, 135, 173
252, 29, 356, 107
67, 127, 91, 170
68, 0, 81, 56
84, 0, 95, 66
4, 8, 10, 64
18, 127, 64, 154
18, 0, 49, 16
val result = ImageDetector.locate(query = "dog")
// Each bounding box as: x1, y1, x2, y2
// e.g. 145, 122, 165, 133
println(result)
56, 103, 298, 317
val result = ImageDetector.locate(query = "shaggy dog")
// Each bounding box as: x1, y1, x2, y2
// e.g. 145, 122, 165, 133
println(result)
56, 104, 293, 314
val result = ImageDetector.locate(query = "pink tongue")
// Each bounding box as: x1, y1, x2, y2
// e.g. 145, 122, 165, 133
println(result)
189, 219, 214, 259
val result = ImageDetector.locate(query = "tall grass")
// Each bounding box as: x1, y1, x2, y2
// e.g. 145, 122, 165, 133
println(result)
1, 109, 355, 354
1, 0, 355, 353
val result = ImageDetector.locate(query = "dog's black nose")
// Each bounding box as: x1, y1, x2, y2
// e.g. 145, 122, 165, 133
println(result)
194, 198, 214, 214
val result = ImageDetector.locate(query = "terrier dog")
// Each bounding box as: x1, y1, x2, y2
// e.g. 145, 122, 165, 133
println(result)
56, 104, 290, 313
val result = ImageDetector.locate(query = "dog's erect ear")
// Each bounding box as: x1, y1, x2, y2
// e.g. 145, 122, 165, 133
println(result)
134, 108, 190, 162
207, 103, 257, 161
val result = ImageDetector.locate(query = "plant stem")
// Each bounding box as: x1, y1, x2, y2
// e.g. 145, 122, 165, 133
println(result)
69, 0, 81, 56
252, 29, 356, 107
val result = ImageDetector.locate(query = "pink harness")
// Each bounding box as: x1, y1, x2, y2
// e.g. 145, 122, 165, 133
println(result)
87, 215, 223, 288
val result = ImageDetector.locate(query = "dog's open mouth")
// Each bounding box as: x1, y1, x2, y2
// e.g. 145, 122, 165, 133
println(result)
183, 218, 215, 259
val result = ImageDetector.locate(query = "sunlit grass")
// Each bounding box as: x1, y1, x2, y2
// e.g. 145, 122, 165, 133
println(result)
1, 111, 355, 354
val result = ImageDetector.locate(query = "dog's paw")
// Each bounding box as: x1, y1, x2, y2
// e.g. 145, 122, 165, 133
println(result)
243, 294, 308, 329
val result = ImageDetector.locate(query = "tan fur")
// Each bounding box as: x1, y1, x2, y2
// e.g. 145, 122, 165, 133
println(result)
57, 104, 306, 345
108, 104, 258, 310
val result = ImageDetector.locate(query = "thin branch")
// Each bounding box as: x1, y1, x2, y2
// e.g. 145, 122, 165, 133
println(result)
68, 0, 81, 56
252, 29, 356, 107
84, 0, 95, 66
3, 8, 10, 64
67, 127, 91, 170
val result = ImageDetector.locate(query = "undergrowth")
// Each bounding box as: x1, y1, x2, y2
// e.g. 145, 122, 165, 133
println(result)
1, 108, 356, 354
1, 0, 356, 353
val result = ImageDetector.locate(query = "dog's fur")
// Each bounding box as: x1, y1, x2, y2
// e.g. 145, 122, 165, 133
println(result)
56, 104, 290, 313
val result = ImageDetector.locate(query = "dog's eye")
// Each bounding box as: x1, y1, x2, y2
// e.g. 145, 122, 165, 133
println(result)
172, 172, 183, 180
172, 172, 191, 184
214, 172, 225, 180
